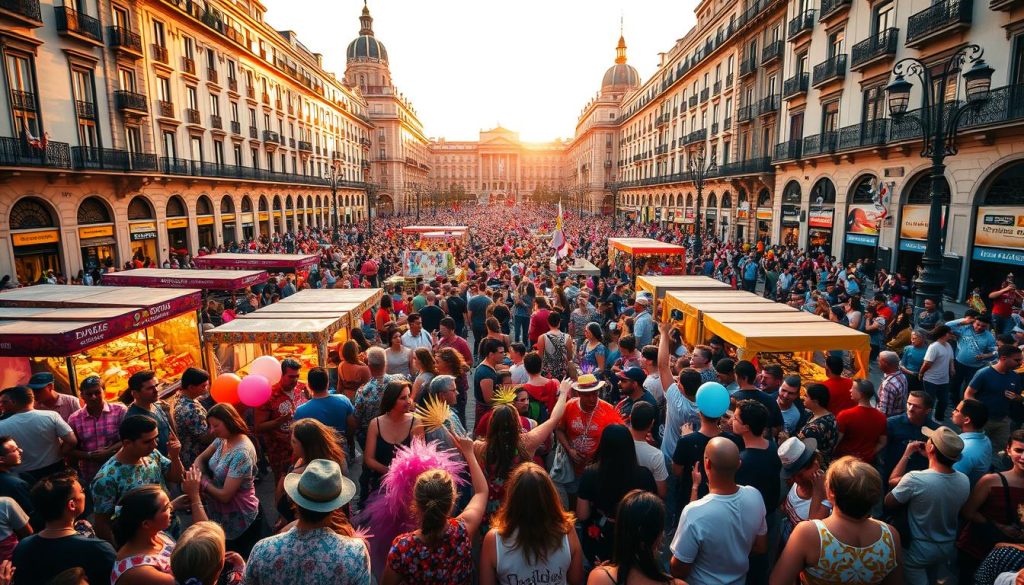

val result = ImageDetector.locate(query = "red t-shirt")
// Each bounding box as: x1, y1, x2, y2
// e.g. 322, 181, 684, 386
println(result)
523, 378, 560, 411
834, 405, 887, 463
557, 399, 624, 474
993, 288, 1018, 317
824, 377, 856, 415
528, 309, 551, 346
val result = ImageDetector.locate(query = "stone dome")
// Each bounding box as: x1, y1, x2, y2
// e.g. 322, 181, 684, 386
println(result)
346, 3, 388, 64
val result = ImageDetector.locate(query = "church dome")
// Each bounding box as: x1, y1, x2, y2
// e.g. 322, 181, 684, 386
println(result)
601, 35, 639, 90
346, 3, 388, 64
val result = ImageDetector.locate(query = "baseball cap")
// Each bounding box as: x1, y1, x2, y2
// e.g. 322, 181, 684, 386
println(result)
27, 372, 54, 390
616, 367, 647, 385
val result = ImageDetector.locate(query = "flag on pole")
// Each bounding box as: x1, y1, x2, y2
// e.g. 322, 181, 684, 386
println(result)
550, 202, 570, 259
872, 181, 892, 219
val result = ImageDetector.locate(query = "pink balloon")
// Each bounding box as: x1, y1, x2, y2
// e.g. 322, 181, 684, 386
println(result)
249, 355, 282, 385
238, 374, 272, 407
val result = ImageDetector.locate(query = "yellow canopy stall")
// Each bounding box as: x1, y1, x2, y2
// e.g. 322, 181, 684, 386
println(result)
663, 290, 783, 344
635, 275, 731, 300
608, 238, 687, 285
701, 319, 872, 378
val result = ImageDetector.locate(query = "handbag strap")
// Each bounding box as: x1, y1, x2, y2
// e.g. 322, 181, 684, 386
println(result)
997, 472, 1016, 526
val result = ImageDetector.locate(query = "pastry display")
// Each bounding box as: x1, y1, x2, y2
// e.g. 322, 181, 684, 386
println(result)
757, 352, 829, 391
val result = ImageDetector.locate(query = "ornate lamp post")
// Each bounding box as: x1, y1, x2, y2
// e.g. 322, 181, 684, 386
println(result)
324, 161, 342, 230
885, 45, 993, 322
688, 144, 717, 258
609, 176, 620, 230
365, 181, 377, 238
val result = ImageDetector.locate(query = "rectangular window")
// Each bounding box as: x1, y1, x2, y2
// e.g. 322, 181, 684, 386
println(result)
206, 47, 216, 70
163, 131, 177, 158
827, 30, 845, 58
210, 94, 219, 116
157, 76, 172, 102
227, 60, 236, 81
71, 69, 97, 147
126, 126, 142, 155
233, 144, 242, 166
190, 136, 203, 162
112, 6, 128, 29
213, 140, 224, 166
183, 36, 195, 60
152, 20, 166, 47
822, 100, 840, 133
118, 68, 136, 92
230, 101, 239, 123
863, 85, 885, 122
250, 148, 259, 169
874, 2, 894, 33
186, 86, 198, 110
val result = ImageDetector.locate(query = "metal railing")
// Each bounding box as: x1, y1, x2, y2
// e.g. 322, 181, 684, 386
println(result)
210, 115, 222, 129
207, 68, 218, 83
758, 94, 781, 115
262, 130, 280, 144
788, 10, 816, 40
907, 0, 972, 45
182, 56, 196, 75
157, 100, 174, 117
684, 129, 707, 144
837, 119, 889, 150
0, 0, 41, 22
228, 78, 237, 92
774, 140, 802, 161
185, 108, 200, 124
249, 126, 258, 139
713, 81, 722, 95
819, 0, 851, 20
230, 121, 241, 134
724, 116, 733, 130
75, 100, 95, 119
761, 40, 783, 64
10, 90, 35, 111
151, 44, 168, 63
71, 147, 157, 171
700, 88, 710, 103
740, 57, 757, 78
107, 26, 141, 53
812, 54, 847, 87
0, 136, 71, 168
298, 141, 312, 151
54, 6, 101, 41
851, 28, 899, 69
159, 157, 367, 188
784, 73, 809, 99
738, 104, 756, 122
802, 131, 839, 156
114, 90, 148, 113
688, 95, 698, 108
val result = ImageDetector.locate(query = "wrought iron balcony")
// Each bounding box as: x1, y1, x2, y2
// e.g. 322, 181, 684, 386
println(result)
185, 108, 200, 124
246, 86, 255, 100
819, 0, 851, 22
107, 26, 142, 56
726, 73, 734, 87
739, 57, 757, 78
713, 81, 722, 95
802, 131, 838, 157
228, 77, 237, 92
289, 138, 296, 148
71, 147, 157, 171
906, 0, 971, 48
812, 54, 847, 88
700, 88, 710, 103
262, 130, 280, 144
359, 137, 371, 147
688, 95, 698, 108
837, 119, 889, 150
230, 121, 241, 134
155, 100, 173, 118
758, 94, 780, 115
773, 139, 802, 161
114, 90, 148, 114
738, 104, 756, 123
655, 144, 669, 155
787, 10, 816, 41
298, 140, 312, 152
0, 136, 71, 168
75, 100, 95, 119
207, 68, 218, 83
711, 122, 720, 135
157, 156, 367, 188
151, 44, 168, 64
0, 0, 42, 26
684, 129, 707, 145
851, 28, 899, 70
182, 57, 196, 75
10, 90, 35, 111
724, 116, 733, 130
210, 115, 222, 130
249, 125, 258, 139
655, 113, 669, 127
784, 73, 809, 99
761, 40, 783, 65
55, 6, 101, 43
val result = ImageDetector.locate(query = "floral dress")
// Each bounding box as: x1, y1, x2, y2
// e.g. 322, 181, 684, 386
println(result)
578, 342, 607, 376
799, 413, 839, 466
387, 518, 473, 585
244, 527, 370, 585
111, 532, 175, 583
206, 437, 259, 540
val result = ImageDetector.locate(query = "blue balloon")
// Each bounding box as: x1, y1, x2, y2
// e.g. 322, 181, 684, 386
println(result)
695, 381, 731, 418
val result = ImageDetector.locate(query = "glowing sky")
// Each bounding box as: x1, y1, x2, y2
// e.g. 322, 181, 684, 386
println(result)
260, 0, 698, 142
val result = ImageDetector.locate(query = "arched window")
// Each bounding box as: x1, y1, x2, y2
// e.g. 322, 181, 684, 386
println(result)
10, 197, 57, 230
686, 194, 694, 207
983, 161, 1024, 205
810, 178, 836, 205
905, 172, 951, 205
848, 176, 879, 204
708, 193, 718, 208
77, 196, 112, 225
258, 196, 268, 212
721, 192, 732, 208
128, 196, 155, 220
781, 182, 801, 205
196, 195, 213, 215
166, 195, 187, 217
272, 196, 282, 211
224, 195, 239, 213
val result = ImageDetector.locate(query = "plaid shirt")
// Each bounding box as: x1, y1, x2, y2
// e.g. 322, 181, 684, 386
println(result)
67, 402, 127, 483
877, 371, 909, 418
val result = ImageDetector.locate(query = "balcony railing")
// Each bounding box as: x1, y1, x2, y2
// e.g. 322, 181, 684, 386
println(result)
54, 6, 101, 42
739, 57, 757, 78
182, 57, 196, 75
246, 86, 255, 100
114, 90, 148, 114
773, 140, 802, 161
655, 144, 668, 155
761, 40, 783, 64
228, 77, 237, 92
784, 73, 809, 99
655, 113, 668, 127
263, 130, 280, 144
151, 44, 168, 63
185, 108, 200, 124
0, 136, 71, 169
837, 119, 889, 150
737, 104, 756, 122
207, 68, 218, 83
812, 54, 847, 87
700, 88, 710, 103
688, 95, 698, 108
802, 131, 839, 156
787, 10, 816, 40
298, 141, 312, 152
158, 157, 368, 188
289, 138, 296, 148
906, 0, 971, 47
711, 122, 720, 135
726, 73, 734, 87
713, 81, 722, 95
75, 100, 95, 119
819, 0, 852, 21
0, 0, 42, 24
724, 116, 733, 130
249, 126, 258, 139
230, 120, 241, 134
758, 94, 780, 115
210, 114, 222, 130
851, 28, 899, 70
71, 147, 157, 171
107, 26, 142, 55
10, 90, 35, 111
684, 129, 707, 145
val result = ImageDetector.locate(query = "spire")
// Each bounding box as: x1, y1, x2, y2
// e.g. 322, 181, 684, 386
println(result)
359, 1, 374, 36
615, 32, 628, 65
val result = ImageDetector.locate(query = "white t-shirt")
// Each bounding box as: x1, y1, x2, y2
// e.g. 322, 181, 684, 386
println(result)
671, 485, 767, 585
400, 329, 433, 351
644, 372, 665, 402
0, 497, 28, 540
509, 363, 529, 384
634, 439, 669, 482
922, 341, 954, 384
0, 410, 73, 472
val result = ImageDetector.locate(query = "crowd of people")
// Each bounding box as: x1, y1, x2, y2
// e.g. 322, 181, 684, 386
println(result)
2, 202, 1024, 585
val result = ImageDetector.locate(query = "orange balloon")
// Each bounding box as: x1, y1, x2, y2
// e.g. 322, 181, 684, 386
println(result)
211, 373, 241, 404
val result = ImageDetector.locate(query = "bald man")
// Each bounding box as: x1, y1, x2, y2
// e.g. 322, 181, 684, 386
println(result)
671, 437, 768, 585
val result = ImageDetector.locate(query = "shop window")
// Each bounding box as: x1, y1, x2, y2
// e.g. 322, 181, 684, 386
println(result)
10, 197, 56, 229
127, 196, 154, 220
782, 181, 801, 205
810, 178, 836, 205
906, 173, 950, 204
166, 195, 187, 217
77, 196, 112, 224
980, 161, 1024, 205
849, 176, 878, 204
224, 195, 238, 213
196, 195, 213, 215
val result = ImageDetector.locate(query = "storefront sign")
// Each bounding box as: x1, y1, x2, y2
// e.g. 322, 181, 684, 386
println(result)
973, 206, 1024, 266
167, 218, 188, 229
846, 204, 883, 236
737, 209, 749, 220
273, 211, 282, 218
899, 205, 944, 241
285, 210, 294, 217
197, 216, 215, 226
781, 205, 799, 225
808, 207, 834, 229
756, 209, 773, 221
131, 231, 157, 241
899, 239, 926, 252
12, 230, 59, 246
258, 212, 269, 222
706, 208, 717, 217
846, 233, 878, 246
129, 222, 156, 234
78, 225, 114, 239
973, 246, 1024, 266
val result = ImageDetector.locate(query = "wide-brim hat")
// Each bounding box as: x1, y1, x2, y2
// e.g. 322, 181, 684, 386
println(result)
572, 373, 606, 393
922, 426, 964, 462
283, 459, 356, 513
779, 437, 818, 479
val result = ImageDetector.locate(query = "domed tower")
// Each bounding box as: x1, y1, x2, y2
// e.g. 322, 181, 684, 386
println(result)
601, 33, 640, 95
345, 2, 391, 90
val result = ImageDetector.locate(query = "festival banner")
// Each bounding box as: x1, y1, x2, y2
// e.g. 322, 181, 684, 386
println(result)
401, 251, 456, 278
846, 204, 883, 236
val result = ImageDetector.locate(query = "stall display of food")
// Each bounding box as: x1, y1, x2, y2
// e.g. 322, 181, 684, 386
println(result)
0, 285, 203, 399
100, 268, 269, 290
203, 316, 349, 380
608, 238, 687, 284
192, 253, 318, 272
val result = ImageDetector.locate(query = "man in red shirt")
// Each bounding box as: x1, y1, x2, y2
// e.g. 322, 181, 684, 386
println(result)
554, 374, 623, 499
822, 354, 855, 415
990, 276, 1022, 335
359, 257, 379, 287
834, 379, 887, 463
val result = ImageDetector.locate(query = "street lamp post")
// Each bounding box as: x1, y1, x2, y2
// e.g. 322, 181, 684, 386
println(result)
365, 181, 377, 238
688, 144, 717, 258
885, 45, 994, 322
325, 162, 341, 231
609, 178, 620, 230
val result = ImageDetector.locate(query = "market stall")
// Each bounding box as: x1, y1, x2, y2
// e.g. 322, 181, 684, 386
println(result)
608, 238, 687, 284
275, 288, 384, 317
0, 285, 203, 398
635, 275, 732, 301
203, 316, 348, 379
100, 268, 269, 290
400, 225, 469, 235
566, 258, 601, 278
661, 289, 778, 339
700, 318, 871, 379
192, 253, 318, 272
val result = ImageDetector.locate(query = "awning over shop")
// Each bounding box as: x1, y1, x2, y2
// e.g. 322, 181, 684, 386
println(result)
0, 285, 201, 327
204, 317, 345, 345
101, 269, 269, 290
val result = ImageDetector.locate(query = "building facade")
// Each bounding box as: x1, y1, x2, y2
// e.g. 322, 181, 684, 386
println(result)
0, 0, 374, 284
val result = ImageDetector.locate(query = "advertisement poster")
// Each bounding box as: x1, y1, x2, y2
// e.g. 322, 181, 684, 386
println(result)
846, 204, 884, 236
973, 206, 1024, 266
808, 207, 834, 228
402, 251, 455, 278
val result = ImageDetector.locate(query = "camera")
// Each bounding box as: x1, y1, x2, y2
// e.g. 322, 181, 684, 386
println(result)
670, 309, 684, 321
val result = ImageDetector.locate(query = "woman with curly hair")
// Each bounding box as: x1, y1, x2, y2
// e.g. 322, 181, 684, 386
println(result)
434, 347, 471, 420
411, 348, 438, 402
